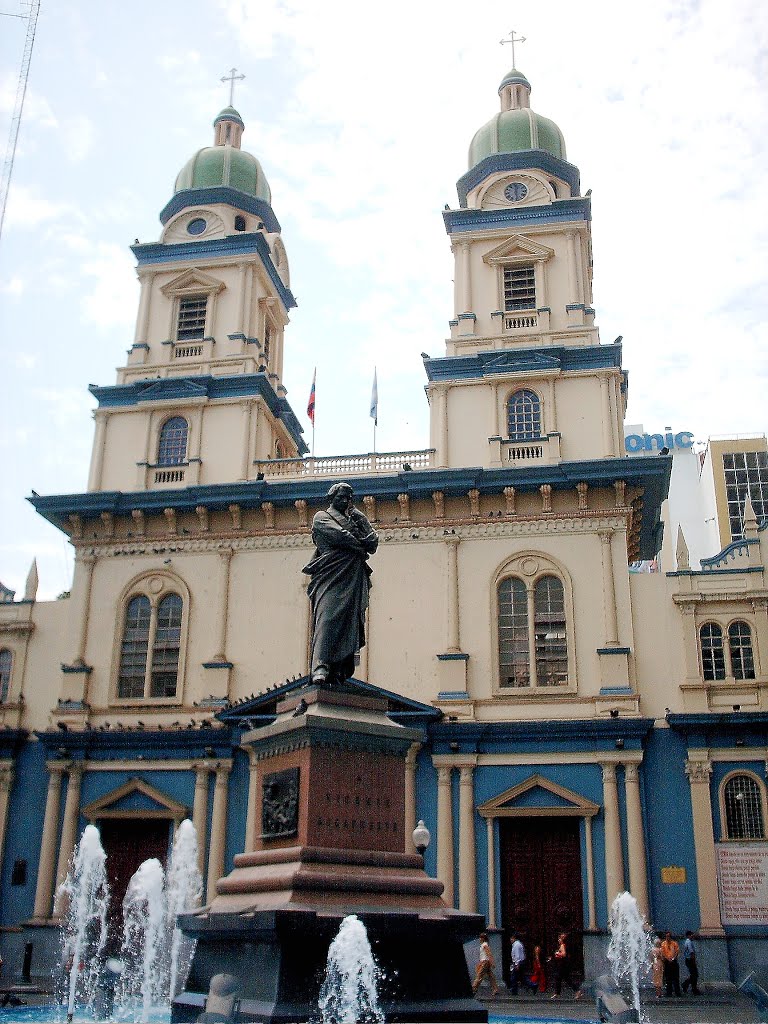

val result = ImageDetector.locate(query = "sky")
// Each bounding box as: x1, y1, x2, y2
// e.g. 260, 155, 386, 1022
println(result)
1, 0, 767, 600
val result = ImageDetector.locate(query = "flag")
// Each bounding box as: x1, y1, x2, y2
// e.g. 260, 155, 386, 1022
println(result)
370, 368, 378, 426
307, 368, 316, 425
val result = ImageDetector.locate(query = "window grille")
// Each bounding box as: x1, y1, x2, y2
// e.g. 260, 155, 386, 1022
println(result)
498, 577, 529, 687
177, 296, 207, 341
534, 576, 568, 686
724, 774, 765, 840
700, 623, 726, 680
157, 417, 188, 467
503, 264, 536, 311
722, 450, 768, 540
118, 596, 151, 699
0, 648, 11, 702
728, 621, 755, 680
507, 389, 541, 440
150, 594, 182, 698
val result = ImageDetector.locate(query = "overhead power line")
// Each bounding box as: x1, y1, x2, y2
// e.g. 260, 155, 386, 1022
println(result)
0, 0, 42, 243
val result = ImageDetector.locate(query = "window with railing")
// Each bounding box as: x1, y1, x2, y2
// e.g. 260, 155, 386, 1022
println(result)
507, 389, 541, 440
117, 590, 183, 700
503, 263, 536, 311
157, 417, 188, 467
177, 296, 207, 341
723, 774, 765, 840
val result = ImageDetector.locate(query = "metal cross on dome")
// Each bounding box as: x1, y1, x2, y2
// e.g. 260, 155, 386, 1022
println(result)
221, 67, 245, 106
499, 30, 526, 68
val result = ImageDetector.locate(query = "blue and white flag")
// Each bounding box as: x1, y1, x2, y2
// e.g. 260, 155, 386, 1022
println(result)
370, 368, 378, 426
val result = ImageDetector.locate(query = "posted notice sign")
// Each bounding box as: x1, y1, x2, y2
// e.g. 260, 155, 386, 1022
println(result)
715, 844, 768, 925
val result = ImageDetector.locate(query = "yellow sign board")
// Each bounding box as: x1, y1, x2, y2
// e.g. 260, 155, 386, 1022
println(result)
661, 866, 687, 884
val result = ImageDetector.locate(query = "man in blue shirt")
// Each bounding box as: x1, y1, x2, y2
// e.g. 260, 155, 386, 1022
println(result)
681, 931, 700, 995
509, 933, 525, 995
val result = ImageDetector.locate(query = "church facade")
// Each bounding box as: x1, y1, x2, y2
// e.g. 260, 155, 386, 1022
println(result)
1, 69, 767, 987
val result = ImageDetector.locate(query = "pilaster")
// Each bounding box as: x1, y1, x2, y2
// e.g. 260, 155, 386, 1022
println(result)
436, 764, 454, 905
206, 761, 232, 900
624, 763, 649, 919
458, 763, 477, 913
685, 755, 725, 935
601, 761, 625, 913
32, 763, 65, 921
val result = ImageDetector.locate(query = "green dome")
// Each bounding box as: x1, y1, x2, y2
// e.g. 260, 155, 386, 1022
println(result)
174, 146, 272, 204
468, 107, 566, 169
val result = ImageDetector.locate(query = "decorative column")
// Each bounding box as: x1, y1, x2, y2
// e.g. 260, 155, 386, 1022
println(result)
584, 815, 597, 929
243, 748, 260, 853
460, 242, 472, 313
404, 743, 420, 852
133, 271, 153, 344
446, 537, 461, 654
624, 763, 649, 918
685, 757, 725, 935
0, 765, 14, 882
87, 413, 108, 490
679, 604, 701, 685
206, 762, 232, 899
436, 765, 454, 905
601, 762, 625, 912
566, 230, 578, 305
54, 763, 83, 895
68, 553, 96, 667
239, 402, 252, 480
458, 764, 477, 913
598, 530, 619, 647
33, 763, 65, 920
211, 548, 233, 663
237, 262, 248, 334
485, 817, 496, 928
600, 376, 613, 457
192, 765, 210, 883
434, 385, 449, 469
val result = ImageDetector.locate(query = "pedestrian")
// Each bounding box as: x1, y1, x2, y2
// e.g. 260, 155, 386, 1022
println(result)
528, 944, 547, 993
681, 930, 700, 995
509, 932, 525, 995
660, 930, 682, 996
471, 932, 499, 998
651, 938, 663, 999
548, 932, 582, 1000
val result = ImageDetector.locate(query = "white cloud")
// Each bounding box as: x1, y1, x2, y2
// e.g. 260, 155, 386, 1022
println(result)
79, 243, 138, 330
1, 276, 25, 296
3, 185, 77, 229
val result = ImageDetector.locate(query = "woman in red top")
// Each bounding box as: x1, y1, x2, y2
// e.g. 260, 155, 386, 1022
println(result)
529, 945, 547, 993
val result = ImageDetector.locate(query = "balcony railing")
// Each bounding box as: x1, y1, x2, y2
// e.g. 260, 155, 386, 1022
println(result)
173, 343, 204, 359
254, 450, 436, 479
504, 312, 538, 331
490, 433, 562, 467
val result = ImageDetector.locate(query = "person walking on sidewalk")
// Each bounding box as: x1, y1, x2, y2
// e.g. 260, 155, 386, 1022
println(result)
549, 932, 582, 1000
681, 931, 700, 995
471, 933, 499, 997
661, 931, 682, 996
509, 933, 525, 995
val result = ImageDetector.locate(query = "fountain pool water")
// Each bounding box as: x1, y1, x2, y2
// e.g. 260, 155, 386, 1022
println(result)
164, 820, 202, 999
57, 824, 110, 1024
607, 890, 653, 1021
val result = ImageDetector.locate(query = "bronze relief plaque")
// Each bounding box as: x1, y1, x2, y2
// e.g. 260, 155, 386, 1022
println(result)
261, 767, 300, 839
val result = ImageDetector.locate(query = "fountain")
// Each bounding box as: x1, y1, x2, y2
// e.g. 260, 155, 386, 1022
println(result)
318, 916, 383, 1024
165, 821, 203, 1000
57, 823, 110, 1023
119, 858, 168, 1023
604, 891, 653, 1022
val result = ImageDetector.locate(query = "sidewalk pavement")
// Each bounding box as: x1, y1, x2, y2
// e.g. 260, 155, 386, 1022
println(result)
477, 987, 763, 1023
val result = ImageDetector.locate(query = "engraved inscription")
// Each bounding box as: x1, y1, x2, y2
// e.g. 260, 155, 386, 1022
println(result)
261, 767, 299, 839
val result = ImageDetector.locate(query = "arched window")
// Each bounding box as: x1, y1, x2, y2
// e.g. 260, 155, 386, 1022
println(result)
507, 389, 541, 440
534, 576, 568, 686
157, 417, 188, 466
117, 591, 183, 700
118, 596, 151, 698
498, 577, 529, 687
728, 621, 755, 680
724, 774, 765, 840
498, 573, 569, 689
0, 648, 12, 702
150, 594, 183, 698
699, 623, 725, 680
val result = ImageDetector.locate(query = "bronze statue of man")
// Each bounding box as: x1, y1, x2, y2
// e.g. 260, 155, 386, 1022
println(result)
302, 482, 378, 685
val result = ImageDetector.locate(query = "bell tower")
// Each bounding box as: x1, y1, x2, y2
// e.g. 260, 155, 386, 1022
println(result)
86, 103, 306, 495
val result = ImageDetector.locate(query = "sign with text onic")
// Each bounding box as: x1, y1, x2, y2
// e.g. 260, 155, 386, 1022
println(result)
624, 430, 694, 455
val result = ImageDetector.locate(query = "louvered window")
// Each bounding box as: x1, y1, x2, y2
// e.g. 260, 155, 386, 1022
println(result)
177, 296, 207, 341
503, 264, 536, 311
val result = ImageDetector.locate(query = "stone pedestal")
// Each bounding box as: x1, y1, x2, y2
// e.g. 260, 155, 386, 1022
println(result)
173, 684, 486, 1023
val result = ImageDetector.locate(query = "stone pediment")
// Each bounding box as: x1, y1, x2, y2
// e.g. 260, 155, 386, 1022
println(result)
136, 378, 208, 403
478, 774, 599, 818
483, 235, 555, 266
160, 268, 226, 296
81, 777, 188, 821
